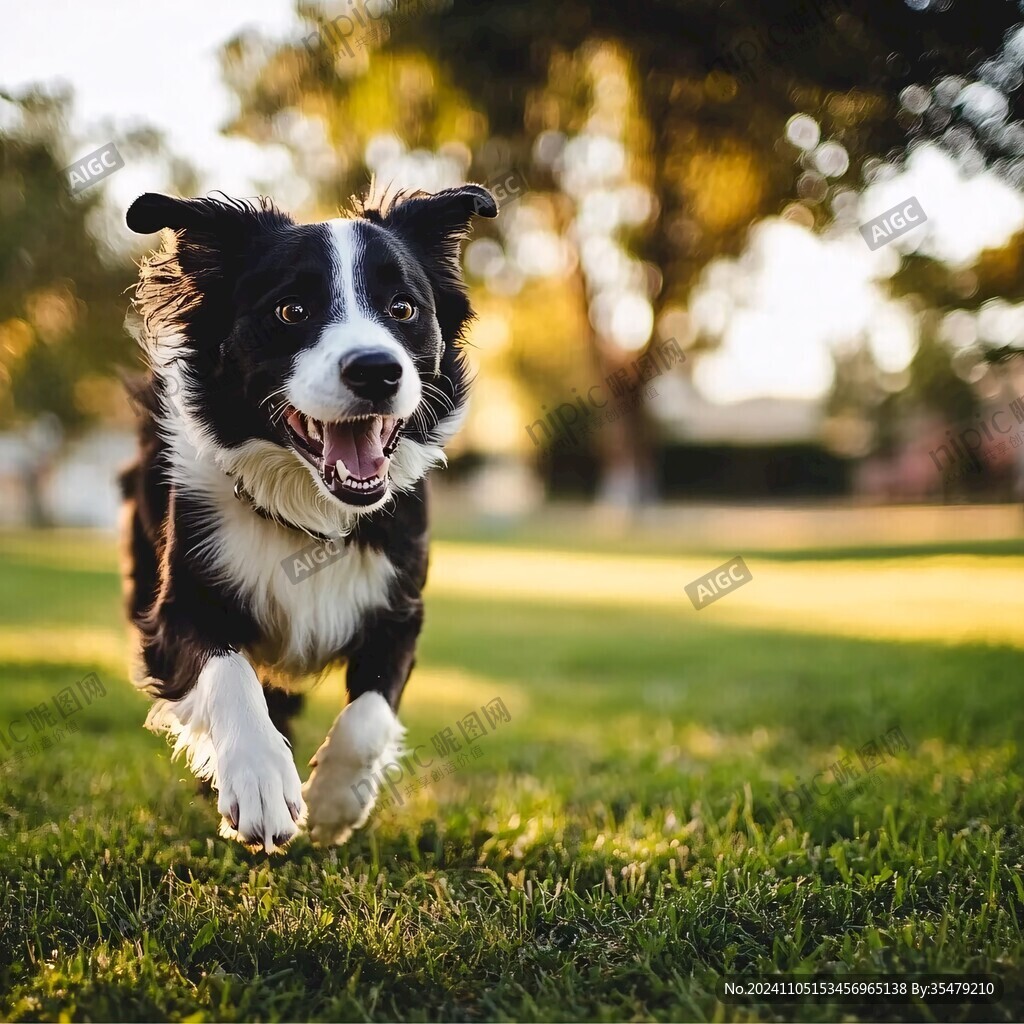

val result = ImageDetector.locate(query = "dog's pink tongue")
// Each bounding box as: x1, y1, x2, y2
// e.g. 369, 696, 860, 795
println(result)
322, 418, 386, 479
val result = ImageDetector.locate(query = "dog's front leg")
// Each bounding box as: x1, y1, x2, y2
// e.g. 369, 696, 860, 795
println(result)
149, 651, 305, 851
303, 601, 421, 845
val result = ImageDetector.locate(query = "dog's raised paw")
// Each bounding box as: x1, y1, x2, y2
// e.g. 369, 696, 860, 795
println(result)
303, 692, 404, 845
215, 730, 305, 853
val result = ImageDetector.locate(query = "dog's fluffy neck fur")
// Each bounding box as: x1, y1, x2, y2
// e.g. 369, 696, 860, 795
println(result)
135, 318, 460, 542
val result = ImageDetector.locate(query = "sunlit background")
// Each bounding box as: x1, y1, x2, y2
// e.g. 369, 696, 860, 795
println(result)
3, 8, 1024, 1014
2, 0, 1024, 533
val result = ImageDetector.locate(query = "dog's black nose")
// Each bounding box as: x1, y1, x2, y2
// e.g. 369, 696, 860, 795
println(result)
340, 350, 403, 401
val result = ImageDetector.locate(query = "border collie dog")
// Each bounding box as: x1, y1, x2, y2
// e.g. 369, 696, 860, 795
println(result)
119, 185, 496, 852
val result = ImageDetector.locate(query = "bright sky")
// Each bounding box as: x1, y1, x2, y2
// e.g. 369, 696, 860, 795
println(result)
692, 145, 1024, 403
3, 2, 1021, 405
0, 0, 300, 202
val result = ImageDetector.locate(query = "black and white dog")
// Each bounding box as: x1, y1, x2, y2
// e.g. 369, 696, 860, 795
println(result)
119, 185, 496, 852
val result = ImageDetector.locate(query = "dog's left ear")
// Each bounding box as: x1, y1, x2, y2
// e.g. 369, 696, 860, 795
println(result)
381, 185, 497, 265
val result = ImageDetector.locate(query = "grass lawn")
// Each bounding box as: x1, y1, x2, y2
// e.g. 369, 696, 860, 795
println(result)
0, 527, 1021, 1022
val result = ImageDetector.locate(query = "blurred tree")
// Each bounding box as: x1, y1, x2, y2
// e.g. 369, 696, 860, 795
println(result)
220, 0, 1022, 505
877, 3, 1024, 469
0, 85, 141, 433
0, 86, 185, 521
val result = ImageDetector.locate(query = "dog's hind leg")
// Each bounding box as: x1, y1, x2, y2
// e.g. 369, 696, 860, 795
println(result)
264, 685, 304, 746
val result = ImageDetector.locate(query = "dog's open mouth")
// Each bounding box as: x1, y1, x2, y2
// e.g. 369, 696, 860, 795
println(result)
284, 406, 402, 506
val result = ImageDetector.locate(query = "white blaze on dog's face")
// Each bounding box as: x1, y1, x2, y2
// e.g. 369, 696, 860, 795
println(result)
281, 219, 434, 510
125, 187, 497, 515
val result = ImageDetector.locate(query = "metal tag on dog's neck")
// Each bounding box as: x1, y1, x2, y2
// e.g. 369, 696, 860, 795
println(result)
233, 478, 253, 507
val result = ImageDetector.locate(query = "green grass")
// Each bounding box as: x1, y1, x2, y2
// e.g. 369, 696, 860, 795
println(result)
431, 505, 1024, 563
0, 529, 1022, 1022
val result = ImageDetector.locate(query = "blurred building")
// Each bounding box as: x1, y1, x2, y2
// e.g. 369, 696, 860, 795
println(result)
0, 427, 133, 528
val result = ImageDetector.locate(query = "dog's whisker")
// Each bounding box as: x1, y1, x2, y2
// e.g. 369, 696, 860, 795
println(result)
260, 386, 290, 410
421, 380, 456, 410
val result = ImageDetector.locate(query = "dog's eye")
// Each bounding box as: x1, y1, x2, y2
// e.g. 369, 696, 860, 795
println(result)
388, 297, 416, 322
275, 300, 309, 325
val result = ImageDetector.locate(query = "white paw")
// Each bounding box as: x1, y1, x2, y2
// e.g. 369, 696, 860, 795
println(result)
215, 729, 306, 852
303, 692, 404, 846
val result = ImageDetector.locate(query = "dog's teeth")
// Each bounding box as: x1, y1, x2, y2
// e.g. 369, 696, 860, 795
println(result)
306, 417, 321, 442
334, 460, 350, 482
286, 409, 306, 436
345, 476, 381, 490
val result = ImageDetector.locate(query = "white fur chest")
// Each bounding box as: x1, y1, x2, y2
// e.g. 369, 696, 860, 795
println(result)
204, 501, 396, 674
161, 412, 396, 675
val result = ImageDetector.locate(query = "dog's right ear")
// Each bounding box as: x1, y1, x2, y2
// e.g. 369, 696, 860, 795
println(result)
127, 193, 292, 338
126, 192, 289, 242
125, 192, 241, 234
128, 191, 203, 233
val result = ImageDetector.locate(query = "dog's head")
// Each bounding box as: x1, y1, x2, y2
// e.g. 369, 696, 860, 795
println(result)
126, 187, 496, 522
